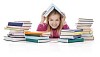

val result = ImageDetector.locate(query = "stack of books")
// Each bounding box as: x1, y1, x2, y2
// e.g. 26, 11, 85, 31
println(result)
25, 31, 50, 43
58, 29, 84, 43
76, 18, 94, 41
4, 21, 32, 42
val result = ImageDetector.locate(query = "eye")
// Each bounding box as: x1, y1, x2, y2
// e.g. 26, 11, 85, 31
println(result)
50, 19, 53, 21
56, 19, 59, 21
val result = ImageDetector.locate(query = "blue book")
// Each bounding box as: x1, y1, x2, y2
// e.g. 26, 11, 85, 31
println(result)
8, 22, 23, 27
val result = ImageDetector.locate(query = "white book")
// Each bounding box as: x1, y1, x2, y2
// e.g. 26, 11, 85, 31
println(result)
79, 18, 93, 21
6, 26, 31, 29
58, 39, 68, 43
25, 36, 49, 40
43, 4, 64, 17
8, 35, 25, 38
38, 39, 50, 43
60, 36, 75, 39
76, 23, 92, 26
78, 22, 93, 24
4, 36, 25, 42
15, 21, 31, 23
9, 32, 24, 35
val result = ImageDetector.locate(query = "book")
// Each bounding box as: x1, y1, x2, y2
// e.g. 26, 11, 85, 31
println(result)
4, 27, 29, 31
4, 36, 25, 42
60, 35, 81, 39
60, 32, 82, 36
43, 4, 64, 17
25, 36, 49, 40
58, 38, 84, 43
82, 36, 94, 40
8, 22, 32, 27
78, 18, 93, 21
61, 29, 83, 32
26, 38, 50, 43
25, 31, 44, 36
6, 26, 31, 30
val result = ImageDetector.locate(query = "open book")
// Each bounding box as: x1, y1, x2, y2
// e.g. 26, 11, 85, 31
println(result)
43, 4, 64, 17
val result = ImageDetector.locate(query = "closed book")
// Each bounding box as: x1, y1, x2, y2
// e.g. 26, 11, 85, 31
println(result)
8, 34, 25, 38
61, 29, 83, 32
82, 36, 94, 40
82, 34, 93, 37
58, 38, 84, 43
4, 27, 29, 30
60, 35, 81, 39
8, 32, 24, 36
6, 26, 31, 29
25, 31, 43, 36
26, 38, 50, 43
78, 18, 93, 21
4, 36, 25, 42
61, 32, 82, 36
25, 36, 49, 40
8, 22, 32, 27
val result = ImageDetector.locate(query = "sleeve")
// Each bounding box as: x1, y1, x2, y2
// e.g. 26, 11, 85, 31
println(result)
36, 23, 47, 31
62, 24, 69, 29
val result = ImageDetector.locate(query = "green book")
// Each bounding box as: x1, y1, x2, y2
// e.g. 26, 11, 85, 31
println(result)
58, 38, 84, 43
26, 38, 50, 43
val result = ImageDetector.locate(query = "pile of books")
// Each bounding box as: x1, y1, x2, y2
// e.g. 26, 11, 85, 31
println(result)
58, 29, 84, 43
25, 31, 50, 43
4, 21, 32, 42
76, 18, 94, 41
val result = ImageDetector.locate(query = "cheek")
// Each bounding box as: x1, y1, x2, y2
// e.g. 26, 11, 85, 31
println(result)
49, 21, 53, 26
56, 21, 60, 25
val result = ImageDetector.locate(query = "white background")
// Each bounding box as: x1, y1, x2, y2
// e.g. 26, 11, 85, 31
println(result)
0, 0, 100, 57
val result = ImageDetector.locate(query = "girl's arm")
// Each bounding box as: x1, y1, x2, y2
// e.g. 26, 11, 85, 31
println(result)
37, 11, 47, 31
61, 12, 69, 29
62, 23, 69, 29
37, 23, 47, 31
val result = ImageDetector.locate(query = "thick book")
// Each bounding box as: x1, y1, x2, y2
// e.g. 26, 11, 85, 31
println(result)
43, 4, 64, 17
58, 38, 84, 43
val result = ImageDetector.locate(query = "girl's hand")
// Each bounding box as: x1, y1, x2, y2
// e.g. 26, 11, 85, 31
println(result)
61, 12, 66, 25
40, 11, 47, 24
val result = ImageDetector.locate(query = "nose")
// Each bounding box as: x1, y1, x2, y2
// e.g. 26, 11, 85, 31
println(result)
52, 21, 56, 26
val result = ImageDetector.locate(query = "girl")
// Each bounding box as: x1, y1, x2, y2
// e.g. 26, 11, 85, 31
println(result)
37, 9, 69, 38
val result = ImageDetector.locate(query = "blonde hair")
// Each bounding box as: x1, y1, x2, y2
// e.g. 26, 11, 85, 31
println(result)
46, 9, 63, 36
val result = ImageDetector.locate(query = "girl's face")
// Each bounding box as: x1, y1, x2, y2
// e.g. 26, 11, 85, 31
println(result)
48, 14, 60, 29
